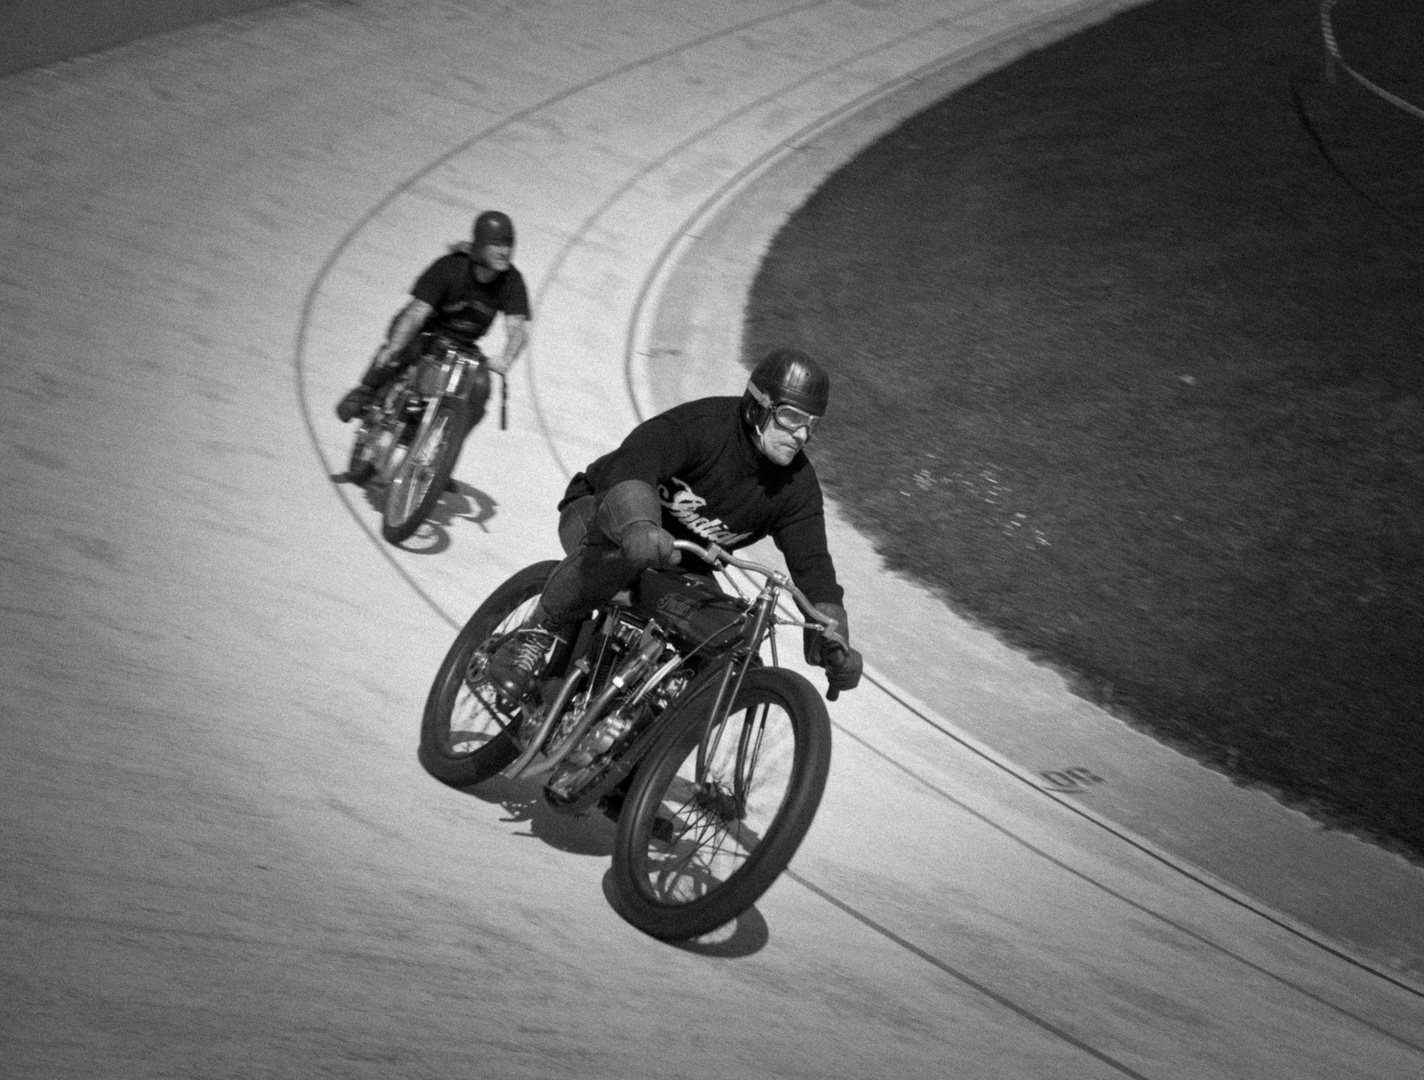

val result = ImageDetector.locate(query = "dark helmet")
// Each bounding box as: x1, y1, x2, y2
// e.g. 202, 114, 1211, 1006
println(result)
741, 348, 831, 431
472, 210, 515, 248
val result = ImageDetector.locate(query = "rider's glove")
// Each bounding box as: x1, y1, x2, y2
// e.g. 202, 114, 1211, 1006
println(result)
823, 642, 864, 694
620, 520, 681, 570
804, 602, 849, 666
805, 602, 863, 694
599, 480, 682, 571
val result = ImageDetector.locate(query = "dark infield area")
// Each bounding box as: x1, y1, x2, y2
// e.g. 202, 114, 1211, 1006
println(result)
744, 0, 1424, 860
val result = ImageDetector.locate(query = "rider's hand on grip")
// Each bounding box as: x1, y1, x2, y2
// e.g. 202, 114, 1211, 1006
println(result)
822, 642, 863, 700
621, 521, 681, 570
804, 603, 848, 666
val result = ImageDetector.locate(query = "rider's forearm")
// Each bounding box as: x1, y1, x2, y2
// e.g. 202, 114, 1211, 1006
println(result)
381, 299, 433, 360
499, 316, 528, 369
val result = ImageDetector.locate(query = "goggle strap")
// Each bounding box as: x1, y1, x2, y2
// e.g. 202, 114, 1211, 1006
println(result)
746, 380, 773, 408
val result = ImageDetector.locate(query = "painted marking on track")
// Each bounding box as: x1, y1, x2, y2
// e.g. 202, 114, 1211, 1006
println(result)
1039, 766, 1106, 793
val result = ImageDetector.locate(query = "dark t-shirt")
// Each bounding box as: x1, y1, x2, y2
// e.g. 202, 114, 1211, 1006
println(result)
411, 250, 530, 347
563, 396, 843, 606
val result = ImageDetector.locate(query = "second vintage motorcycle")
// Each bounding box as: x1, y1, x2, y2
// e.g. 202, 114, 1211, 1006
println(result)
345, 335, 491, 545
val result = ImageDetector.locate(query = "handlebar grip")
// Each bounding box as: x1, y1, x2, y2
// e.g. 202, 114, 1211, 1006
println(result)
823, 640, 848, 702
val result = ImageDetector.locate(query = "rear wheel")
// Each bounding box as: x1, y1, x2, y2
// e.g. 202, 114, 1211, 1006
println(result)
610, 665, 832, 940
418, 561, 558, 786
381, 403, 462, 544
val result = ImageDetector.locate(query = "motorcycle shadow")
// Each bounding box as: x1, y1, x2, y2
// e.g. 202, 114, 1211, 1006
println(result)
598, 872, 771, 956
457, 773, 773, 955
345, 477, 498, 554
460, 773, 616, 858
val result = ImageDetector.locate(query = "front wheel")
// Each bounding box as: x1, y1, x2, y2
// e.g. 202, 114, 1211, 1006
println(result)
381, 403, 462, 544
418, 561, 558, 786
609, 665, 832, 941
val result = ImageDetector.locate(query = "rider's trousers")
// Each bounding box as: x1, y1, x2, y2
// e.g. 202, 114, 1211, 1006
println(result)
536, 495, 715, 629
537, 495, 633, 627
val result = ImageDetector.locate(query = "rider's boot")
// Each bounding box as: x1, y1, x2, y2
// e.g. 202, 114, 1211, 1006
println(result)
336, 385, 374, 422
487, 614, 565, 703
336, 352, 405, 423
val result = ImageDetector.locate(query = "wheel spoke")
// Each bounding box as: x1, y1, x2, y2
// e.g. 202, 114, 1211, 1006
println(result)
638, 700, 797, 903
432, 594, 539, 758
418, 562, 562, 787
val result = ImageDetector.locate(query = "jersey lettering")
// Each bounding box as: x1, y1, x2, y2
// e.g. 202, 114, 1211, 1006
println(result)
659, 477, 752, 547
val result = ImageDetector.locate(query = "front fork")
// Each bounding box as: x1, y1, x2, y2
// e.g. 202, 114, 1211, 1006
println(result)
376, 353, 475, 483
389, 394, 444, 480
693, 589, 777, 808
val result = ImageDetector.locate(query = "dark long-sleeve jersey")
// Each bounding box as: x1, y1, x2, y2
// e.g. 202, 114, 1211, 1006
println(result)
561, 396, 843, 607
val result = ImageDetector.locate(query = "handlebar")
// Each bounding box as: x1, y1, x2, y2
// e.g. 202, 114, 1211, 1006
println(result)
429, 335, 487, 363
671, 539, 850, 653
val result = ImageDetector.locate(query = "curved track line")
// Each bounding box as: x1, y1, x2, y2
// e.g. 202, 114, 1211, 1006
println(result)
619, 0, 1111, 420
862, 672, 1424, 1010
787, 871, 1155, 1079
827, 699, 1424, 1048
608, 0, 1424, 1025
528, 0, 1024, 434
293, 0, 835, 621
290, 0, 1422, 1054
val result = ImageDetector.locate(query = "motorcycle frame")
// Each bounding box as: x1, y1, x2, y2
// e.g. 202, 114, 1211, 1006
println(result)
497, 541, 848, 809
367, 341, 486, 485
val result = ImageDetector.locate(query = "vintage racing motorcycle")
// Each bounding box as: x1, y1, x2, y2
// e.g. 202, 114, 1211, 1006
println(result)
345, 336, 491, 545
418, 539, 846, 941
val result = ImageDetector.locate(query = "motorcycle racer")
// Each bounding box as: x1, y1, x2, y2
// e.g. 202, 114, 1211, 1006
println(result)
487, 347, 865, 701
335, 209, 530, 429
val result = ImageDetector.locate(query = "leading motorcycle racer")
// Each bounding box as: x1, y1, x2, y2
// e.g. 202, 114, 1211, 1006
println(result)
488, 347, 865, 701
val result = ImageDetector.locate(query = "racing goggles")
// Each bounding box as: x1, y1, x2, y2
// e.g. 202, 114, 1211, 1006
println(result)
747, 382, 822, 437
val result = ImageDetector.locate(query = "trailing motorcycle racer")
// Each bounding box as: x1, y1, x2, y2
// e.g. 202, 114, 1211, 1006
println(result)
335, 209, 530, 430
487, 347, 865, 701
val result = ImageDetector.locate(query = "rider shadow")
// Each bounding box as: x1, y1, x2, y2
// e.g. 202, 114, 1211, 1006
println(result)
459, 773, 616, 857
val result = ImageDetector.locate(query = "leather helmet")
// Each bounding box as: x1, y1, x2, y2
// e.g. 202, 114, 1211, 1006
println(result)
472, 210, 515, 248
742, 348, 830, 431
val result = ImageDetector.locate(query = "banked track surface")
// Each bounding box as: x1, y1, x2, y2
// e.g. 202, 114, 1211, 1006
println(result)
3, 2, 1422, 1077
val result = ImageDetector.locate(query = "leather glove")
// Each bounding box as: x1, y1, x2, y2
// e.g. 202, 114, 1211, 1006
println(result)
804, 603, 849, 666
823, 642, 864, 695
620, 520, 681, 570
